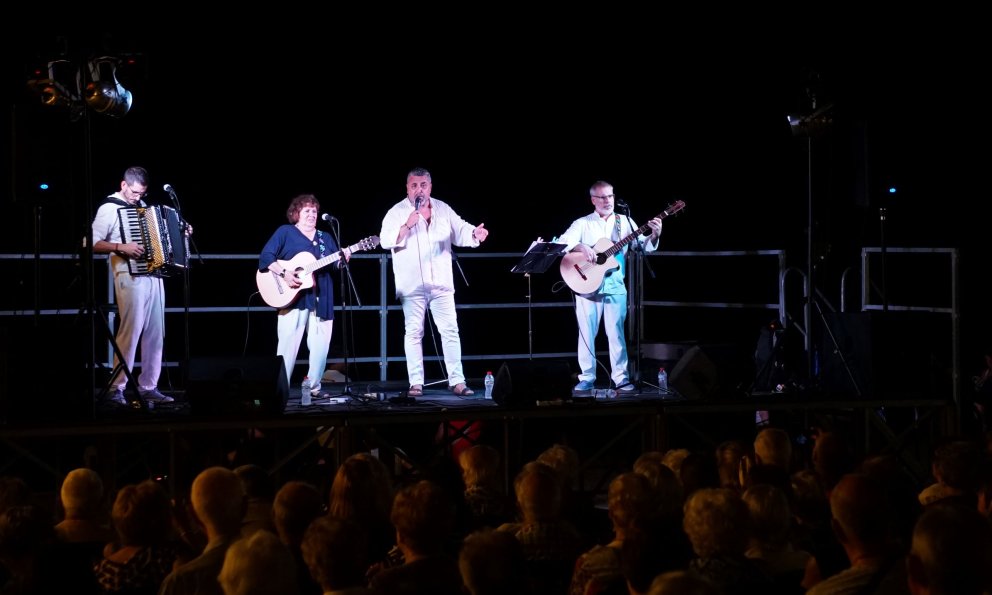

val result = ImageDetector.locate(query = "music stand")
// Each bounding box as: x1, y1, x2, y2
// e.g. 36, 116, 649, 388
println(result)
512, 241, 567, 360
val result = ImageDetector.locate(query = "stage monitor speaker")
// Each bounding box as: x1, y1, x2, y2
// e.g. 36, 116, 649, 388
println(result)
670, 344, 746, 401
186, 356, 289, 416
492, 359, 573, 406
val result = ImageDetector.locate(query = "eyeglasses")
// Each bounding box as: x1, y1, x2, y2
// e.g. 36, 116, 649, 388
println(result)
125, 185, 148, 198
591, 194, 615, 200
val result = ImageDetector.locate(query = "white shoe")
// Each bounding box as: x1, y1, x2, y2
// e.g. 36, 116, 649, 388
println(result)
140, 388, 174, 403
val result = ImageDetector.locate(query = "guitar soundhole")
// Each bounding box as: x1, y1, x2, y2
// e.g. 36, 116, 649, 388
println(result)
596, 254, 608, 265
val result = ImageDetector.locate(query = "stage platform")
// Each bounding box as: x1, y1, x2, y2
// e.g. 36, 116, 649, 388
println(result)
0, 375, 954, 504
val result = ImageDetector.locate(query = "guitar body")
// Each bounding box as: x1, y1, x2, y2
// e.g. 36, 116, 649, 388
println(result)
256, 252, 318, 309
255, 235, 380, 309
558, 201, 685, 296
560, 238, 620, 296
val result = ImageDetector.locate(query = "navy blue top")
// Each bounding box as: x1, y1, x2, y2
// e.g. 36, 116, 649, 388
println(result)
259, 224, 339, 320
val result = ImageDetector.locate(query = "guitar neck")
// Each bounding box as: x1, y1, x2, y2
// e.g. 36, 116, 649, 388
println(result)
602, 214, 660, 258
302, 248, 346, 275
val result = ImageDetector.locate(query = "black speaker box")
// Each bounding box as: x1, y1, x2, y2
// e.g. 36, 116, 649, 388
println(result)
670, 344, 748, 401
492, 359, 573, 406
185, 356, 289, 416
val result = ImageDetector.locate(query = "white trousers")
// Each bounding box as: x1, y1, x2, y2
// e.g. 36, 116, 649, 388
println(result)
111, 273, 165, 391
401, 287, 464, 387
575, 292, 629, 385
277, 308, 334, 392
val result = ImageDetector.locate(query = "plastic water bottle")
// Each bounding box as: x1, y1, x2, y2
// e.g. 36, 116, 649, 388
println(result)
301, 376, 312, 406
484, 371, 495, 399
657, 367, 668, 394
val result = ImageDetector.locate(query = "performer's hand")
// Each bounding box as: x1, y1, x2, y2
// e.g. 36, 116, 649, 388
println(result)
579, 244, 596, 262
472, 223, 488, 242
185, 223, 194, 236
647, 217, 663, 239
286, 273, 302, 288
343, 248, 352, 262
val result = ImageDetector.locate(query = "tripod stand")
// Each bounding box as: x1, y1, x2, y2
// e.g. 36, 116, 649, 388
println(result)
618, 203, 658, 392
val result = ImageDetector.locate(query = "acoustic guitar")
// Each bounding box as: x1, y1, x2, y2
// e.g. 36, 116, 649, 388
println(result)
257, 235, 379, 308
560, 201, 685, 296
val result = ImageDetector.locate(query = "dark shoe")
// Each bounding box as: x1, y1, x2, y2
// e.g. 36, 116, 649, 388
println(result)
452, 383, 475, 397
109, 389, 127, 405
140, 388, 174, 403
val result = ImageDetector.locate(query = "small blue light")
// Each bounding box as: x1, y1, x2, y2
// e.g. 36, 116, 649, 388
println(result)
39, 183, 49, 191
888, 187, 896, 194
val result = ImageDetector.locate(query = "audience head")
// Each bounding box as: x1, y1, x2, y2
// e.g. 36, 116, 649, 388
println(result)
301, 516, 368, 592
742, 483, 792, 547
233, 464, 276, 502
634, 454, 683, 519
754, 427, 792, 470
0, 477, 31, 515
607, 472, 655, 534
648, 570, 720, 595
112, 479, 173, 546
682, 487, 751, 558
219, 530, 298, 595
459, 444, 502, 490
931, 439, 986, 493
536, 443, 580, 491
59, 468, 104, 519
715, 440, 746, 490
829, 472, 892, 550
907, 503, 992, 595
391, 480, 454, 555
272, 480, 323, 548
191, 466, 245, 538
328, 453, 394, 527
458, 528, 527, 595
661, 448, 691, 479
812, 430, 856, 493
513, 461, 561, 523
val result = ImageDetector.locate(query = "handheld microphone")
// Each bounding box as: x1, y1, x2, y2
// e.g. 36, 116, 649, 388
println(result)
321, 213, 336, 222
163, 184, 176, 194
415, 196, 422, 209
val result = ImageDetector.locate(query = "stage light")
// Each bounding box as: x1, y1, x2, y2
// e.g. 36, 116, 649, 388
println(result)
84, 56, 132, 118
787, 103, 834, 138
26, 59, 81, 109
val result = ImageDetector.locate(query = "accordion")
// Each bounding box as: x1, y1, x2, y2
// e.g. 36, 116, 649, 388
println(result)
117, 205, 190, 277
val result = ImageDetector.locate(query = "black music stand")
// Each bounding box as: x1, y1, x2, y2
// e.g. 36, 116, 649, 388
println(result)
512, 241, 567, 360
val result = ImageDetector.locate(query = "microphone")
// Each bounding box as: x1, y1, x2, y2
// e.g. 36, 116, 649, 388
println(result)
615, 197, 629, 208
163, 184, 176, 195
415, 196, 422, 209
321, 213, 336, 222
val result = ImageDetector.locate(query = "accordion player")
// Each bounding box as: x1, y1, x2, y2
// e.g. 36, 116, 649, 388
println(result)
117, 205, 191, 277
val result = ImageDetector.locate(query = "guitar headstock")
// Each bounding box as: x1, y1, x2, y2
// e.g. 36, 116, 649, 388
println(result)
356, 235, 381, 252
663, 200, 686, 218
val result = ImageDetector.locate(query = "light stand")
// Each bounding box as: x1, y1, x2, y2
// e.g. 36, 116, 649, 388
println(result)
163, 185, 196, 376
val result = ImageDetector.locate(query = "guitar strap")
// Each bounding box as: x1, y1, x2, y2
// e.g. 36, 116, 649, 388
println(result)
613, 214, 621, 242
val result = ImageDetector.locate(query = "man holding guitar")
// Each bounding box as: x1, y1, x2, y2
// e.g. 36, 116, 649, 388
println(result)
557, 181, 663, 393
259, 194, 351, 398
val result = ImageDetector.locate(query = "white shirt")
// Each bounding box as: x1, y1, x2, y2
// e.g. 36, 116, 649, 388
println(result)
557, 212, 659, 295
92, 192, 143, 274
379, 197, 479, 298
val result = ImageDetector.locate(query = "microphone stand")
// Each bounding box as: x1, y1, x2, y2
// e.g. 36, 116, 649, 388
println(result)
618, 201, 655, 392
165, 187, 196, 376
324, 217, 362, 402
451, 250, 470, 287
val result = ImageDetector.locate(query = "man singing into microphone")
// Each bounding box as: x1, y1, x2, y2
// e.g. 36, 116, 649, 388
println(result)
259, 194, 350, 398
379, 167, 489, 397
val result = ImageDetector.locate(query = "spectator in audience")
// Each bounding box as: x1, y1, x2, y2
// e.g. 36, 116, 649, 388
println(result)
369, 480, 463, 595
159, 466, 246, 595
918, 439, 985, 509
0, 504, 100, 594
273, 481, 324, 595
633, 452, 684, 520
459, 528, 529, 595
54, 467, 114, 565
810, 429, 856, 497
328, 453, 395, 569
301, 516, 373, 595
804, 473, 906, 595
620, 521, 691, 595
570, 472, 655, 595
459, 444, 511, 531
741, 483, 810, 594
497, 461, 583, 595
906, 502, 992, 595
647, 570, 720, 595
218, 530, 299, 595
715, 440, 747, 492
232, 464, 276, 538
683, 487, 772, 594
95, 479, 184, 595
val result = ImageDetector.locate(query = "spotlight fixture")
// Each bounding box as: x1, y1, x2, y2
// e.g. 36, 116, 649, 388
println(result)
84, 56, 132, 118
787, 103, 834, 138
26, 59, 81, 109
